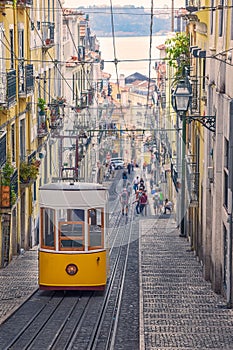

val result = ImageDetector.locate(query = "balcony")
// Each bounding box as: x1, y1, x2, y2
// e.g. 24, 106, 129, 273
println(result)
17, 0, 33, 6
42, 22, 55, 49
76, 89, 94, 109
0, 0, 13, 4
0, 70, 17, 107
186, 0, 200, 12
48, 100, 64, 130
18, 63, 34, 97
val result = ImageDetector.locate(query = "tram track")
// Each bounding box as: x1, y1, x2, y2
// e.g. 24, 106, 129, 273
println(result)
0, 171, 140, 350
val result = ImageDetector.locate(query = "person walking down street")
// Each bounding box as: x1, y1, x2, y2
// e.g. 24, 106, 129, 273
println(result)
133, 175, 140, 193
126, 181, 132, 197
109, 162, 115, 178
150, 177, 153, 191
119, 188, 129, 216
139, 190, 148, 215
159, 191, 164, 213
153, 194, 160, 215
131, 160, 134, 172
127, 162, 131, 174
133, 188, 143, 215
122, 171, 128, 186
163, 198, 173, 214
139, 177, 145, 190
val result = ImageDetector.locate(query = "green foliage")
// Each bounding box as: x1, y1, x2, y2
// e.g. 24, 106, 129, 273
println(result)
38, 98, 46, 111
165, 33, 190, 84
11, 189, 17, 205
20, 160, 39, 183
1, 160, 14, 186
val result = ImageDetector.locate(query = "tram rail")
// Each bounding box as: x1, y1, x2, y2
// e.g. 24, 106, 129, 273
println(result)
0, 171, 140, 350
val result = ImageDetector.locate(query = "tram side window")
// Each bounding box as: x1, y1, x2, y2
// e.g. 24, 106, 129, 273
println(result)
88, 208, 104, 250
41, 208, 55, 249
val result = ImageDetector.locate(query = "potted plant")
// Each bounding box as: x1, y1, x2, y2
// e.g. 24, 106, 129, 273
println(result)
38, 98, 46, 115
20, 160, 39, 184
1, 160, 16, 207
1, 160, 14, 186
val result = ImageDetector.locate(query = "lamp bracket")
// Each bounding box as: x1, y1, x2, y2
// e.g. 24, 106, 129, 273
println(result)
187, 115, 216, 132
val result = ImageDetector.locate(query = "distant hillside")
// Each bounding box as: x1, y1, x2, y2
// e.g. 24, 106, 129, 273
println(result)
76, 6, 171, 37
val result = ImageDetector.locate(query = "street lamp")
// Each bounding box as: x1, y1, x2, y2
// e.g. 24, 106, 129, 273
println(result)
172, 79, 192, 237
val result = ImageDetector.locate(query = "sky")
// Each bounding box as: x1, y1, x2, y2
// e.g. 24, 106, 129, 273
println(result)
63, 0, 186, 10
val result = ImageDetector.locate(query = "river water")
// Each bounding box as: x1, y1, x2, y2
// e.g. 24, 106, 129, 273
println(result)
98, 35, 168, 81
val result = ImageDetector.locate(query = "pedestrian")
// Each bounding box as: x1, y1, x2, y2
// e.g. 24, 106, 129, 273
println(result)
133, 188, 143, 215
126, 181, 132, 197
153, 194, 160, 215
139, 177, 145, 191
131, 160, 134, 172
127, 162, 131, 174
122, 171, 128, 186
111, 162, 115, 178
119, 187, 129, 216
139, 190, 148, 215
163, 198, 173, 214
133, 175, 139, 193
150, 177, 153, 190
159, 191, 164, 212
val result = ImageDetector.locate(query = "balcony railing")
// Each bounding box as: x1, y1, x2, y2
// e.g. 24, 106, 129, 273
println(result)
18, 63, 34, 97
186, 0, 200, 12
17, 0, 33, 6
42, 22, 55, 48
0, 70, 17, 107
0, 0, 13, 4
49, 101, 64, 129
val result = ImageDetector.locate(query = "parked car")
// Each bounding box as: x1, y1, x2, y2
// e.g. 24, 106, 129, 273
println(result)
110, 157, 123, 163
111, 159, 124, 169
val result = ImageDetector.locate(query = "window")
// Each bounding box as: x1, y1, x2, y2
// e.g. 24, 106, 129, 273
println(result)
218, 0, 224, 37
210, 0, 215, 35
10, 29, 14, 69
88, 208, 104, 250
11, 124, 15, 162
58, 209, 85, 250
223, 170, 228, 209
224, 138, 229, 169
20, 119, 26, 159
41, 208, 55, 249
18, 29, 24, 59
0, 132, 7, 168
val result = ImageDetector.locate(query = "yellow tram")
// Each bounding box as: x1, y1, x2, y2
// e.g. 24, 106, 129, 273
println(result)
38, 182, 109, 290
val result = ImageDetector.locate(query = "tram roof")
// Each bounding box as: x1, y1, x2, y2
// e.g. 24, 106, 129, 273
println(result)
39, 182, 107, 191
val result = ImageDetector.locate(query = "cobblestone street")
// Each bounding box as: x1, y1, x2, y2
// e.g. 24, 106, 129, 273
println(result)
0, 248, 38, 324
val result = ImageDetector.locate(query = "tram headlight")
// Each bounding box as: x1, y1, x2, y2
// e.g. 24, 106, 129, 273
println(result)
66, 264, 78, 275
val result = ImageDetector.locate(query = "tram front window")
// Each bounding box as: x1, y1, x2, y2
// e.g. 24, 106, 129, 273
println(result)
88, 208, 104, 250
41, 208, 55, 249
58, 209, 84, 250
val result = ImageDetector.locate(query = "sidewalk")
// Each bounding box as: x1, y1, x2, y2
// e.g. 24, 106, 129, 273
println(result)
0, 247, 38, 324
139, 215, 233, 349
